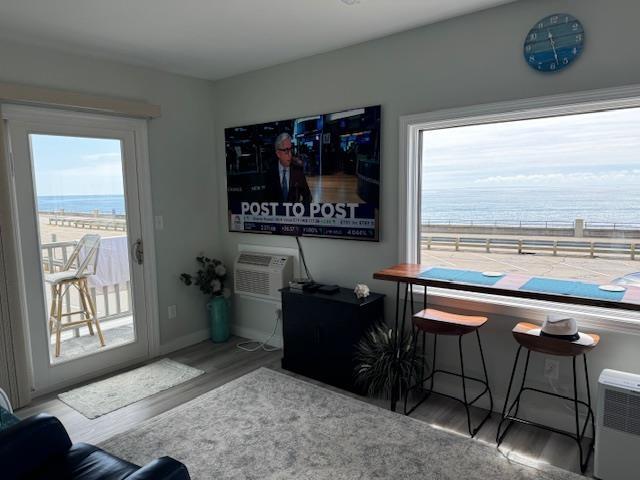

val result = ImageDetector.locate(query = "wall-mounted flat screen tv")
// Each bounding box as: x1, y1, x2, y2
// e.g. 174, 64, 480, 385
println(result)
225, 105, 380, 241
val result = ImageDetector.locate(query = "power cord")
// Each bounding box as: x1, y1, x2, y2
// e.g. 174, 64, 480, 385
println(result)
295, 236, 314, 282
548, 376, 579, 414
237, 309, 282, 352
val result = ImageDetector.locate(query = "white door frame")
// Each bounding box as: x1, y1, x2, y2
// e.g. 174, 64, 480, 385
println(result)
2, 104, 160, 394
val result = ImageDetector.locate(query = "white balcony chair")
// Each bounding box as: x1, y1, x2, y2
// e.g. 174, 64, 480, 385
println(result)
45, 234, 105, 357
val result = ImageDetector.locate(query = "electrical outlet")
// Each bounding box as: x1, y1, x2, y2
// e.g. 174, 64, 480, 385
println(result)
544, 358, 560, 380
168, 304, 177, 319
155, 215, 164, 230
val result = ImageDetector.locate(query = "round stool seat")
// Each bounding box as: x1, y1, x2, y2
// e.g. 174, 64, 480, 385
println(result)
512, 322, 600, 357
413, 308, 488, 336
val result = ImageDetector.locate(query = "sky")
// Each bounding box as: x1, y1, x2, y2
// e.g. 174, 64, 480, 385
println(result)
30, 134, 124, 196
28, 106, 640, 197
421, 106, 640, 190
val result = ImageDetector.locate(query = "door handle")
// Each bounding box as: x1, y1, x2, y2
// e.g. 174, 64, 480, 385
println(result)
132, 239, 143, 265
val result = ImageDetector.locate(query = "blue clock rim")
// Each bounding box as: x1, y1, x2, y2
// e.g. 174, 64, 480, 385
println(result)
523, 13, 584, 73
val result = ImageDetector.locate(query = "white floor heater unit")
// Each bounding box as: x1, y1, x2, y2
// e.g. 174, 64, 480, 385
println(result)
595, 369, 640, 480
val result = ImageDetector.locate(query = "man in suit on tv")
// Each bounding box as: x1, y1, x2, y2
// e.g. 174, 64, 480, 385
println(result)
264, 132, 312, 203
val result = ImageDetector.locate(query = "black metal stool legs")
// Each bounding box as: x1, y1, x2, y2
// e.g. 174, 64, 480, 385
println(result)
458, 335, 472, 435
583, 354, 596, 444
404, 331, 437, 416
403, 326, 421, 415
572, 354, 596, 473
496, 346, 523, 444
496, 349, 595, 473
404, 331, 492, 437
469, 330, 493, 436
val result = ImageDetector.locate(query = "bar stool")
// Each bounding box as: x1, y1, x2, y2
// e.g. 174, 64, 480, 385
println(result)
403, 308, 493, 437
496, 322, 599, 473
45, 234, 105, 357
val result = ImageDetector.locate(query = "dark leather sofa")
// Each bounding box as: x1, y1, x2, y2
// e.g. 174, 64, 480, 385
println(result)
0, 414, 190, 480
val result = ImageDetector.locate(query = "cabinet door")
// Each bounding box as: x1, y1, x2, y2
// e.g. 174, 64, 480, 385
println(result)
282, 294, 324, 363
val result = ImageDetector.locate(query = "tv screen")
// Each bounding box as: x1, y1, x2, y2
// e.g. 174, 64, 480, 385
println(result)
225, 105, 381, 241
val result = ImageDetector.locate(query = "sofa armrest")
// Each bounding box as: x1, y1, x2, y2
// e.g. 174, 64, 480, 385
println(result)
126, 456, 190, 480
0, 414, 72, 479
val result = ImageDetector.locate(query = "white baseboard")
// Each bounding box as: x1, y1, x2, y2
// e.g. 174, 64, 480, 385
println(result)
158, 328, 210, 355
158, 323, 283, 355
231, 324, 283, 349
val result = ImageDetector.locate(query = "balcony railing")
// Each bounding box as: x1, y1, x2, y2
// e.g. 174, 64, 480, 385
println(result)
41, 239, 132, 327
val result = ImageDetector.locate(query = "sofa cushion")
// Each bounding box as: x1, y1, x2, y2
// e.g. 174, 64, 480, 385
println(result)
27, 443, 140, 480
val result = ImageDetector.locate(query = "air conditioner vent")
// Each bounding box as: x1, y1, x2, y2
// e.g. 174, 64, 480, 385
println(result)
236, 269, 270, 296
237, 253, 273, 266
603, 388, 640, 437
233, 251, 293, 300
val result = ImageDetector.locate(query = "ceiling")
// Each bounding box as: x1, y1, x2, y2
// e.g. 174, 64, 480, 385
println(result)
0, 0, 517, 80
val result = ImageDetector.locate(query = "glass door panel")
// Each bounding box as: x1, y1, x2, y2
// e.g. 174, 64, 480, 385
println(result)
30, 135, 136, 364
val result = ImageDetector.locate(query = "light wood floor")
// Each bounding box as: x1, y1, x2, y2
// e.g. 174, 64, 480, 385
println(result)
17, 337, 592, 478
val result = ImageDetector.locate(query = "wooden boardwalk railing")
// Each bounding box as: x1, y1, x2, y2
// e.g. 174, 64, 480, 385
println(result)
422, 235, 638, 260
48, 215, 126, 231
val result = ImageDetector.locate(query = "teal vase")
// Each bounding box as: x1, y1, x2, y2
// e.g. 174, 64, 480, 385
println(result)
207, 296, 230, 343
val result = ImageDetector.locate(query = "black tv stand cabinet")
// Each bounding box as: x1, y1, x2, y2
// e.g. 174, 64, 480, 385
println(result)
280, 287, 384, 394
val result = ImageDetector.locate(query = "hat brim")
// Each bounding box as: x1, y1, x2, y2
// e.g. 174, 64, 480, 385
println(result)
527, 328, 595, 347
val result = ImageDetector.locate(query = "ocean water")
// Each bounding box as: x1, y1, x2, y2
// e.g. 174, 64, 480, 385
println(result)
37, 195, 126, 215
422, 186, 640, 226
36, 186, 640, 226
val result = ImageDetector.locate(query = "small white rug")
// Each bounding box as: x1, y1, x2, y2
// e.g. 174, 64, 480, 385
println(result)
59, 358, 204, 419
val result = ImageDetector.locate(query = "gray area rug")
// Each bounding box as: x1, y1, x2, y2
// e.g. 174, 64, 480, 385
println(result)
59, 358, 204, 419
99, 368, 584, 480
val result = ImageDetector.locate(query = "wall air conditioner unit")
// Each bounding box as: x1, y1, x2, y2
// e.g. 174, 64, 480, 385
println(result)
595, 369, 640, 480
234, 252, 293, 301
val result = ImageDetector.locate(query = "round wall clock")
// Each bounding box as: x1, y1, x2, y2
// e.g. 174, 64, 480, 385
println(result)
523, 13, 584, 72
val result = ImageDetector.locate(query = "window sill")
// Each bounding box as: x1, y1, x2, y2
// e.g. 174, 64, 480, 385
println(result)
409, 285, 640, 336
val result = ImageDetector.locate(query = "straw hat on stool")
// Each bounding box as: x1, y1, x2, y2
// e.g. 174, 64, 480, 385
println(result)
526, 314, 595, 346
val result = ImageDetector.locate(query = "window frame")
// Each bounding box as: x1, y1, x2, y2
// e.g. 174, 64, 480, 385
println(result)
398, 85, 640, 334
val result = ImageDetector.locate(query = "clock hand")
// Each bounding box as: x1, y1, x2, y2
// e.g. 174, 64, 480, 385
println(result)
548, 30, 559, 64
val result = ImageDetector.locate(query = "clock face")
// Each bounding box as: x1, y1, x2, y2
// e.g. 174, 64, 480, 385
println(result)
524, 14, 584, 72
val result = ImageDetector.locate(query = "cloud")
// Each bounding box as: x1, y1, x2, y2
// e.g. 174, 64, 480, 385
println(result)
420, 106, 640, 189
35, 152, 124, 196
474, 170, 640, 186
53, 153, 123, 178
81, 152, 122, 162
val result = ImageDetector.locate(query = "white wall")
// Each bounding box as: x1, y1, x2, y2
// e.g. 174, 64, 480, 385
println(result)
0, 38, 218, 348
212, 0, 640, 429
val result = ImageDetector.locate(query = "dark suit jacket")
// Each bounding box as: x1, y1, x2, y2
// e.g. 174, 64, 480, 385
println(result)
264, 164, 312, 203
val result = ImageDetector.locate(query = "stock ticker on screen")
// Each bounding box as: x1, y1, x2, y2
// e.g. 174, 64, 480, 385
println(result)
225, 105, 381, 241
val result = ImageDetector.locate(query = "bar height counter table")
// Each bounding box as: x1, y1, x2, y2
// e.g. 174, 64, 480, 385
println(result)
373, 263, 640, 410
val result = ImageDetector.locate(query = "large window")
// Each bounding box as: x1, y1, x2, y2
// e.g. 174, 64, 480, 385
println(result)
420, 107, 640, 287
400, 90, 640, 319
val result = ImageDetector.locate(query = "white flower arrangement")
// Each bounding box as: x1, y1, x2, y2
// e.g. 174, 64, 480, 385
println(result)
180, 256, 229, 298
